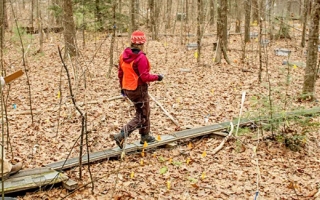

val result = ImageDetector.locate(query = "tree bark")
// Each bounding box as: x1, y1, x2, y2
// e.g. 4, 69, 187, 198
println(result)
301, 0, 309, 47
252, 0, 259, 23
235, 0, 241, 33
149, 0, 157, 40
244, 0, 251, 43
302, 0, 320, 100
0, 0, 4, 71
269, 0, 275, 40
185, 0, 189, 23
108, 3, 117, 78
31, 0, 34, 28
216, 0, 230, 64
197, 0, 201, 64
131, 0, 137, 33
95, 0, 103, 31
37, 0, 43, 53
147, 0, 159, 40
166, 0, 172, 29
209, 0, 215, 25
63, 0, 77, 57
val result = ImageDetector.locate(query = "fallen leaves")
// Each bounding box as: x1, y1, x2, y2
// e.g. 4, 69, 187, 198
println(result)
4, 27, 320, 200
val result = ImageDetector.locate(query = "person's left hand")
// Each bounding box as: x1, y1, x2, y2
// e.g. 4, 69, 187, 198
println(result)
121, 89, 126, 97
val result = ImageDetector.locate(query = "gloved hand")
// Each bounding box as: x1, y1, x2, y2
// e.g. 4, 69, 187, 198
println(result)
121, 89, 126, 97
158, 74, 164, 81
0, 77, 5, 87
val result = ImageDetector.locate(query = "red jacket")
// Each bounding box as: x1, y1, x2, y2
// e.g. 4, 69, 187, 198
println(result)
118, 47, 159, 88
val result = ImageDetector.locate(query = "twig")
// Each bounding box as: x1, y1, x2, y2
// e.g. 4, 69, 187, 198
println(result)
58, 46, 87, 182
235, 91, 246, 137
148, 93, 180, 127
1, 96, 124, 116
9, 0, 34, 123
213, 38, 219, 63
210, 122, 234, 155
55, 64, 64, 137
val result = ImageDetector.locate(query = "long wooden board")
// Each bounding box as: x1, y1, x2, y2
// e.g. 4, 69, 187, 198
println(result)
1, 167, 68, 194
46, 107, 320, 171
46, 119, 252, 170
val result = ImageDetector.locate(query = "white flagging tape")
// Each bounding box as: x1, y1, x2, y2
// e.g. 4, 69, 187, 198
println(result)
235, 91, 246, 137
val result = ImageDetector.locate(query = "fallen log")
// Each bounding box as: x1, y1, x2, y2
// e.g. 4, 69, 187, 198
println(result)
149, 93, 180, 127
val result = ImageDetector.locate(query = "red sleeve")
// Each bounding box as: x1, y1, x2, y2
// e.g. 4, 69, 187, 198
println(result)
137, 55, 158, 83
118, 56, 123, 88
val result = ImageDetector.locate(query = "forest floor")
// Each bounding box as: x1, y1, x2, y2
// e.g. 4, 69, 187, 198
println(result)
2, 27, 320, 200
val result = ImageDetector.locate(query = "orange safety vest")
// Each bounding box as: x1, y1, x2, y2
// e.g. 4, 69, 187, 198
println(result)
120, 54, 139, 90
120, 53, 151, 90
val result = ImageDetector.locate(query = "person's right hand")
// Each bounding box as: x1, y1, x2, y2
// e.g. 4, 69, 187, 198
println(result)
0, 77, 5, 87
158, 74, 164, 81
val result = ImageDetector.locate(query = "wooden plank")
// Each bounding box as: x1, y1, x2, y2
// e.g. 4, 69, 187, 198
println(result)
46, 123, 234, 170
9, 167, 52, 179
62, 179, 78, 191
1, 168, 68, 194
4, 70, 24, 84
45, 107, 320, 171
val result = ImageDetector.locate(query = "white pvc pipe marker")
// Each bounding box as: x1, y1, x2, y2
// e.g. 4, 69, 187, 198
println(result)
235, 91, 246, 137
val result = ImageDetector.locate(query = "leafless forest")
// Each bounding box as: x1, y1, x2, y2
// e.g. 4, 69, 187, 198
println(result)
0, 0, 319, 199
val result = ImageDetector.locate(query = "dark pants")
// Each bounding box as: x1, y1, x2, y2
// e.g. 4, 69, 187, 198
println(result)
122, 85, 150, 135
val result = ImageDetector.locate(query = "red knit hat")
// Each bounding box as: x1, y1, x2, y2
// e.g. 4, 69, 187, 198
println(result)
131, 30, 146, 44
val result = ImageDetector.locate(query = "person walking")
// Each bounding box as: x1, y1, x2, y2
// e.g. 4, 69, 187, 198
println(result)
111, 30, 164, 149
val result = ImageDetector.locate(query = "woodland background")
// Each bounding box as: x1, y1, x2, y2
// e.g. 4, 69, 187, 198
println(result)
0, 0, 319, 199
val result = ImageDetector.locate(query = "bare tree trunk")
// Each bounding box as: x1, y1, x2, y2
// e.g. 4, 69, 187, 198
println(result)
196, 0, 201, 64
200, 0, 205, 22
252, 0, 259, 23
0, 0, 4, 59
260, 0, 265, 20
149, 0, 159, 40
216, 0, 222, 63
244, 0, 251, 43
31, 0, 34, 28
0, 18, 3, 193
2, 0, 6, 29
166, 0, 172, 29
186, 0, 189, 23
149, 0, 156, 39
63, 0, 77, 57
108, 3, 117, 78
258, 1, 263, 82
269, 0, 275, 40
301, 0, 309, 47
37, 0, 43, 53
209, 0, 215, 25
216, 0, 230, 64
154, 1, 160, 39
118, 0, 122, 13
95, 0, 103, 31
147, 0, 150, 28
131, 0, 137, 33
235, 0, 241, 33
302, 0, 320, 100
135, 0, 140, 26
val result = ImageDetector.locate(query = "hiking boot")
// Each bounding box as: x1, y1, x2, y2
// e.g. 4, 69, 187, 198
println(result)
140, 134, 156, 144
111, 131, 126, 149
10, 162, 22, 175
